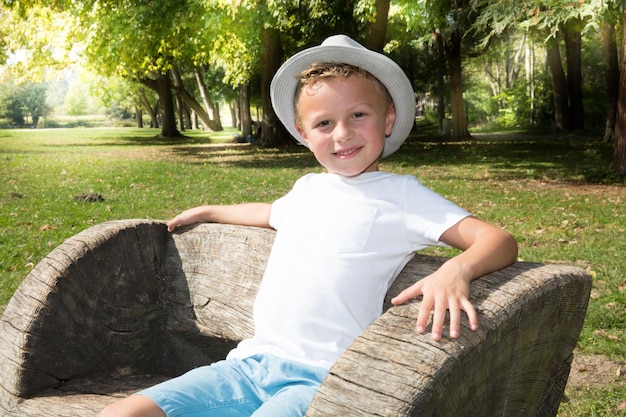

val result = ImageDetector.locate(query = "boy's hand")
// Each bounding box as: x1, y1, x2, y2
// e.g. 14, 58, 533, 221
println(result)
391, 261, 478, 341
167, 208, 200, 232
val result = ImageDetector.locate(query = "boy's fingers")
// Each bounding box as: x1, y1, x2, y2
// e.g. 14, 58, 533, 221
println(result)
430, 299, 446, 341
415, 297, 432, 334
448, 301, 461, 338
391, 282, 423, 305
462, 299, 479, 331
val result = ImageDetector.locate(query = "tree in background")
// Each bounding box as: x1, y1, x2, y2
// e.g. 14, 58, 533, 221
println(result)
0, 0, 624, 175
614, 5, 626, 178
20, 82, 50, 126
0, 80, 50, 127
398, 0, 497, 140
475, 0, 624, 176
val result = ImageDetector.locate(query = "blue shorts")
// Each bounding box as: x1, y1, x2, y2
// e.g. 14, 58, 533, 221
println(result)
138, 354, 329, 417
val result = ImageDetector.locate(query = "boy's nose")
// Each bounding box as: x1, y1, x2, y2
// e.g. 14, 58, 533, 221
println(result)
333, 121, 353, 143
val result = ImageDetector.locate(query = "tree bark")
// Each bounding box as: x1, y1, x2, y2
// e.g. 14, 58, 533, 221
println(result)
546, 37, 571, 132
603, 19, 619, 142
139, 88, 158, 128
525, 34, 536, 126
194, 66, 223, 131
258, 26, 292, 147
364, 0, 390, 52
445, 30, 470, 140
140, 73, 181, 138
436, 32, 446, 136
239, 84, 253, 137
562, 20, 584, 130
135, 106, 143, 128
614, 7, 626, 178
175, 92, 186, 131
171, 67, 221, 132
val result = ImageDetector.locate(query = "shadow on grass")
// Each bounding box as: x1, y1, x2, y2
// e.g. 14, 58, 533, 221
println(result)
50, 135, 218, 147
161, 129, 619, 184
8, 123, 616, 184
169, 142, 321, 171
387, 128, 619, 184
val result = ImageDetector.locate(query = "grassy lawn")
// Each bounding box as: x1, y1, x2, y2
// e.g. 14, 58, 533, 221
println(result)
1, 124, 625, 414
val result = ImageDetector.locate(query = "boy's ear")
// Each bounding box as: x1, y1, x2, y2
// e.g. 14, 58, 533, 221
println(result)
385, 103, 397, 138
295, 124, 309, 145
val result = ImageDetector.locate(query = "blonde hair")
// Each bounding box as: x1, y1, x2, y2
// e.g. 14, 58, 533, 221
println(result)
294, 63, 393, 126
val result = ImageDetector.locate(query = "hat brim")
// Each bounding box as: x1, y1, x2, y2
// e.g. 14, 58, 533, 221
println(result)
270, 35, 415, 158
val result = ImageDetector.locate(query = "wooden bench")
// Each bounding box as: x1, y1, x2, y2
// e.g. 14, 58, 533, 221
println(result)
0, 219, 592, 416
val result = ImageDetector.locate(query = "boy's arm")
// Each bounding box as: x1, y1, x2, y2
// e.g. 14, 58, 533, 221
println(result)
391, 216, 518, 341
167, 203, 272, 232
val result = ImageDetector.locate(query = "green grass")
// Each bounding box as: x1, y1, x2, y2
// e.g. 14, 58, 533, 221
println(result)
1, 124, 625, 414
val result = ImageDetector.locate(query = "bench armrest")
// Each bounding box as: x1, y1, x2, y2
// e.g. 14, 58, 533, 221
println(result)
308, 255, 591, 416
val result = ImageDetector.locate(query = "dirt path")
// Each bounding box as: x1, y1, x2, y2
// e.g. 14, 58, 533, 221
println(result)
568, 353, 624, 389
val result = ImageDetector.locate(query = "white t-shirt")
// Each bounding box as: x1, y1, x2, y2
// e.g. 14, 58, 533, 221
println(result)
227, 171, 470, 369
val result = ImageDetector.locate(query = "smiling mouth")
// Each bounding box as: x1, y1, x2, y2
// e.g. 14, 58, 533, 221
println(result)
334, 147, 361, 158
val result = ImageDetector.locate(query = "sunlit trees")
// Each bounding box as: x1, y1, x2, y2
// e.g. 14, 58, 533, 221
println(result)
0, 0, 624, 176
0, 80, 50, 127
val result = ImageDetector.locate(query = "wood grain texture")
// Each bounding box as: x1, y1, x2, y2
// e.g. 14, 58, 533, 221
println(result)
0, 220, 591, 416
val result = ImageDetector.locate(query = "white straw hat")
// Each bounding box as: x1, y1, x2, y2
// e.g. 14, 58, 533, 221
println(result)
270, 34, 415, 158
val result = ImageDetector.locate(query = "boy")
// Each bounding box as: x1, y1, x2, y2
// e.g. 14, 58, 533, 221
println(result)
99, 35, 517, 417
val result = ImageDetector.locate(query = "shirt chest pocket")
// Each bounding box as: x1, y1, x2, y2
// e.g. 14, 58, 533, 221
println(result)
314, 205, 378, 253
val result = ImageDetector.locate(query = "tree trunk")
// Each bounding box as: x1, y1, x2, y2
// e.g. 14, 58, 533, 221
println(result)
445, 31, 470, 140
191, 111, 198, 130
614, 7, 626, 178
140, 73, 181, 138
364, 0, 390, 52
183, 102, 192, 130
139, 88, 158, 128
525, 34, 535, 126
157, 73, 181, 137
211, 102, 223, 130
238, 84, 253, 137
563, 20, 584, 130
258, 26, 292, 147
175, 93, 185, 131
171, 66, 221, 131
194, 66, 223, 131
231, 101, 239, 130
135, 106, 143, 128
546, 37, 571, 132
436, 32, 446, 136
603, 19, 619, 142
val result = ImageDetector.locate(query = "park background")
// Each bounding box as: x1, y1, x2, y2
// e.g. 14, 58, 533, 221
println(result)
1, 0, 625, 415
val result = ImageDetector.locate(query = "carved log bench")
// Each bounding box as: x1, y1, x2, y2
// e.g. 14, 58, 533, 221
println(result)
0, 219, 592, 416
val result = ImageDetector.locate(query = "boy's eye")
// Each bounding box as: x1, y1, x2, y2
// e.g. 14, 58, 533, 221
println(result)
317, 120, 331, 127
353, 112, 365, 119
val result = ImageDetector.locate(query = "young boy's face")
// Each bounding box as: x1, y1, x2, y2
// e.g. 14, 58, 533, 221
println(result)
295, 75, 396, 177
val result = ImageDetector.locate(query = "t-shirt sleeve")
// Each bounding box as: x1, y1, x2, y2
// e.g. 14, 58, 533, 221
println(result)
269, 175, 309, 230
402, 176, 471, 246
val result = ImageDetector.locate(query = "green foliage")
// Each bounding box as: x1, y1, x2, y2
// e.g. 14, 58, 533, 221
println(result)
481, 73, 554, 130
473, 0, 609, 46
20, 82, 50, 126
63, 81, 88, 117
0, 0, 621, 138
0, 80, 50, 127
0, 6, 73, 81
